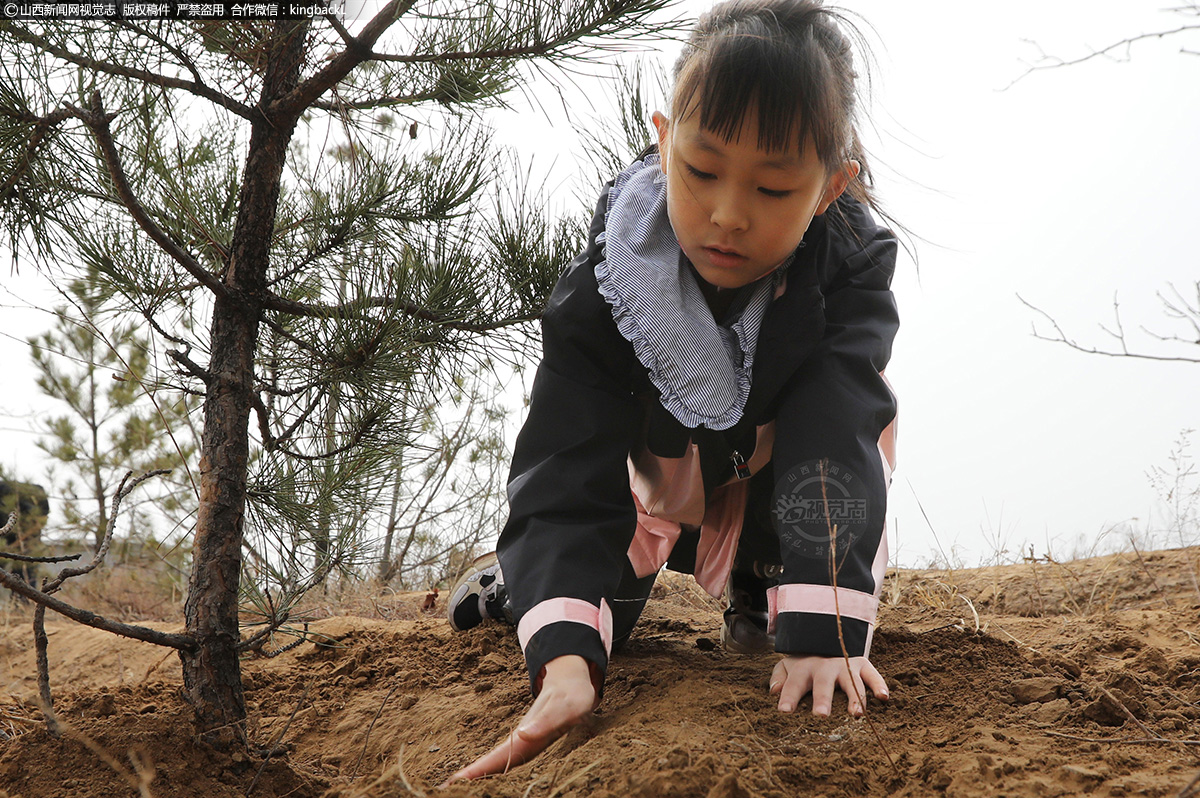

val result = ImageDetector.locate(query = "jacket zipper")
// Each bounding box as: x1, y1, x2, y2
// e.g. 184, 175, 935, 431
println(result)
730, 450, 751, 480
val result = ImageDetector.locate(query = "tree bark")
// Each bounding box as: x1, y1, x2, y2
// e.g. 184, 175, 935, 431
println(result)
180, 20, 309, 745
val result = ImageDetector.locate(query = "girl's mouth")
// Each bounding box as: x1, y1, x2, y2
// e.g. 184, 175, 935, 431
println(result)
704, 246, 746, 269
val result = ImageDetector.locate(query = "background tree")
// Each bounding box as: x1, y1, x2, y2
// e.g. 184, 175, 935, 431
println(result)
374, 360, 513, 591
29, 265, 197, 550
0, 3, 677, 744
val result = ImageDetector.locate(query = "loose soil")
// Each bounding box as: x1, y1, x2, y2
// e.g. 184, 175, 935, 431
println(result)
1, 547, 1198, 797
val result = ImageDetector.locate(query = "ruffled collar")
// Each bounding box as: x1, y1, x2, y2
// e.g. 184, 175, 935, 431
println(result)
594, 153, 785, 431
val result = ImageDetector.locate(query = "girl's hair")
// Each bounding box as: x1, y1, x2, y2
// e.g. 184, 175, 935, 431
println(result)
671, 0, 882, 223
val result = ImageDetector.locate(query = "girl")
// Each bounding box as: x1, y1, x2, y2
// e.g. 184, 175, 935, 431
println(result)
447, 0, 899, 781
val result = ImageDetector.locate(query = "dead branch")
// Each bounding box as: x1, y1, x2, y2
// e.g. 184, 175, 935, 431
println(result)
0, 550, 82, 564
0, 470, 196, 705
42, 470, 172, 594
166, 348, 214, 384
1019, 294, 1200, 364
1007, 22, 1200, 88
33, 605, 57, 736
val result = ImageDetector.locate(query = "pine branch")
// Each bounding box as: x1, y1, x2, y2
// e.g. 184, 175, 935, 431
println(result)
259, 316, 326, 362
311, 89, 445, 111
369, 0, 673, 66
0, 24, 255, 119
261, 291, 540, 331
113, 20, 206, 87
269, 0, 418, 119
68, 92, 232, 302
250, 391, 278, 451
0, 107, 71, 203
166, 347, 214, 384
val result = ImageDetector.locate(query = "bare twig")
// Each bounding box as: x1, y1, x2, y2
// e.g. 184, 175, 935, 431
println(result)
43, 470, 172, 594
33, 604, 59, 737
0, 551, 82, 564
395, 745, 428, 798
0, 562, 195, 648
0, 508, 16, 539
0, 471, 194, 655
1179, 769, 1200, 798
1129, 540, 1172, 608
59, 719, 157, 798
247, 678, 314, 796
1019, 295, 1200, 364
349, 683, 400, 779
1046, 730, 1200, 746
819, 460, 899, 778
1007, 23, 1200, 88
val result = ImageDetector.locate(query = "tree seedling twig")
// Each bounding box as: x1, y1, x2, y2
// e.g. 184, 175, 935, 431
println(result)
820, 460, 900, 780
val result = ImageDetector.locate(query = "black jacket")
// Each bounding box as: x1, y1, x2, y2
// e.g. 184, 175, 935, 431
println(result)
498, 179, 899, 695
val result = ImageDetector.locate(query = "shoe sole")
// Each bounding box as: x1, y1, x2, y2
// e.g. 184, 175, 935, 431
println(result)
446, 552, 501, 632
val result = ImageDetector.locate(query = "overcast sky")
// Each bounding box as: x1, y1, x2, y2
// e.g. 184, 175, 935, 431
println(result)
2, 2, 1198, 567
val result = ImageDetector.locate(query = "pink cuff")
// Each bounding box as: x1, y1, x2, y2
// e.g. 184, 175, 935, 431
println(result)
517, 597, 614, 658
766, 584, 878, 634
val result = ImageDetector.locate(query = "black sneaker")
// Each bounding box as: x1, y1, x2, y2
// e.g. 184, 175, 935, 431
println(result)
721, 590, 775, 655
447, 552, 512, 632
720, 563, 777, 655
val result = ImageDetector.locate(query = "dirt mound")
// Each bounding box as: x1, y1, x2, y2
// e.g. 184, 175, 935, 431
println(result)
1, 548, 1198, 797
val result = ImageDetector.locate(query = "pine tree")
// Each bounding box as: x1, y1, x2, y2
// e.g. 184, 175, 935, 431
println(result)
0, 4, 676, 742
29, 268, 197, 550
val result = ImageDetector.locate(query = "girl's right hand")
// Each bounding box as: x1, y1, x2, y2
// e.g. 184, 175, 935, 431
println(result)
442, 654, 596, 784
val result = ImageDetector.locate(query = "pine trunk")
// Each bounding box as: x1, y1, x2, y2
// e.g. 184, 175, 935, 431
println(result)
180, 21, 308, 744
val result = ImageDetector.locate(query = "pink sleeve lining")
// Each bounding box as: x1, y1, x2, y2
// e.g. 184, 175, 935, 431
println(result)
517, 597, 614, 658
766, 583, 878, 634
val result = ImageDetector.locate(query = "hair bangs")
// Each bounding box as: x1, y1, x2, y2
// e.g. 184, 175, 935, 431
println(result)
673, 26, 846, 173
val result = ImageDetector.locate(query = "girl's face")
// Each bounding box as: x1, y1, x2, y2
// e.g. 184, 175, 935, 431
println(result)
653, 109, 857, 291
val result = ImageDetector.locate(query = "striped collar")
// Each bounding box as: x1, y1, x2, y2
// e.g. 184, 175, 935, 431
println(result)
594, 154, 785, 431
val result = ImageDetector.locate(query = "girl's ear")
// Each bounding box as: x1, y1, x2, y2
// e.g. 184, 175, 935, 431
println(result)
815, 159, 861, 216
651, 111, 670, 173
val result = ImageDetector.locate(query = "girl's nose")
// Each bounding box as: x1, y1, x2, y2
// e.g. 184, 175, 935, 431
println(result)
709, 192, 749, 232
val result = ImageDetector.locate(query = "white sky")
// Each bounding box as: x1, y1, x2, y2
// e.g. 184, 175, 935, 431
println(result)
2, 1, 1198, 567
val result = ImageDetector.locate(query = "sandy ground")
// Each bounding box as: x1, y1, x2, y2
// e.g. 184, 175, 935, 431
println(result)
0, 547, 1197, 797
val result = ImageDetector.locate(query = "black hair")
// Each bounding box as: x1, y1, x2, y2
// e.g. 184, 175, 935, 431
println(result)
671, 0, 881, 218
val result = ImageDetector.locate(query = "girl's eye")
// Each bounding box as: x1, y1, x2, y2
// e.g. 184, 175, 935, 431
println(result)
684, 163, 717, 181
759, 187, 792, 198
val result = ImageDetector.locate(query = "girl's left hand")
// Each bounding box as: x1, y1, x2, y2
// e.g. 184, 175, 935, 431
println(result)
768, 655, 889, 716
